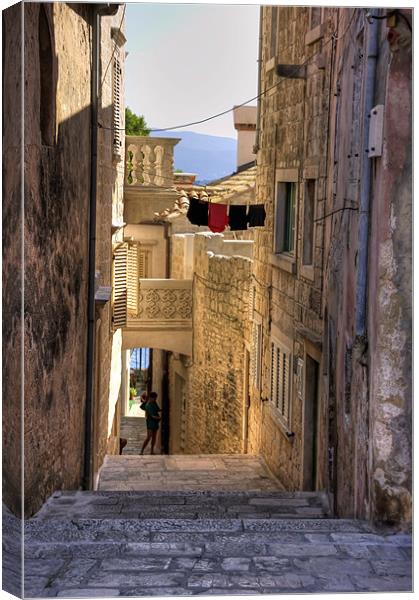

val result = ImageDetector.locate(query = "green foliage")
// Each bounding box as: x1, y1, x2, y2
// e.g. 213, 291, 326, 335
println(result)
125, 107, 150, 136
174, 168, 184, 173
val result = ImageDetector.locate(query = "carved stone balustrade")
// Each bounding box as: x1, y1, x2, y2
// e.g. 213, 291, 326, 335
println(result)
123, 279, 193, 355
125, 136, 180, 188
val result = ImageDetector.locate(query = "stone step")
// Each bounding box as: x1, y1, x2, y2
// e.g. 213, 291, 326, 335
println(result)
20, 517, 412, 596
33, 490, 332, 520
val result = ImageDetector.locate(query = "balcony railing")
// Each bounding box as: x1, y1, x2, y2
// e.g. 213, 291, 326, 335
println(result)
125, 136, 180, 188
128, 279, 192, 326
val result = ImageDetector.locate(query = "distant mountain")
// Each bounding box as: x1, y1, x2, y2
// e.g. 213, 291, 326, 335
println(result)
150, 130, 236, 184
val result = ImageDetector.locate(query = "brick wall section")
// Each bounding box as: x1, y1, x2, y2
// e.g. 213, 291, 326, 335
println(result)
183, 234, 252, 454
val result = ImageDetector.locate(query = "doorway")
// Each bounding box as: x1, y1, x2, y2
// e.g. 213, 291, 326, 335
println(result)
302, 354, 320, 490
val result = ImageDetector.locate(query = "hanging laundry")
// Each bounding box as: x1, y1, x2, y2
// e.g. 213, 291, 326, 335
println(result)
187, 196, 209, 226
248, 204, 266, 227
228, 205, 248, 231
208, 203, 228, 233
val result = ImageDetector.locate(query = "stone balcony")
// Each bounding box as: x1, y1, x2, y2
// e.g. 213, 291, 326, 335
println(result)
125, 136, 180, 189
122, 279, 193, 355
124, 136, 180, 223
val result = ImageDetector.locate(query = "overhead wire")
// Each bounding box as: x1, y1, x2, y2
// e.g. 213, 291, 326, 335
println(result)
98, 17, 354, 135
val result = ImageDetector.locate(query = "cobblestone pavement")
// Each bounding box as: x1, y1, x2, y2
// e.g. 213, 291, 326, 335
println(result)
98, 454, 286, 492
2, 453, 412, 597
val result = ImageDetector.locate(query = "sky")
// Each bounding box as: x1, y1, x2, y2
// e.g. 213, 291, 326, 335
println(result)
125, 3, 260, 139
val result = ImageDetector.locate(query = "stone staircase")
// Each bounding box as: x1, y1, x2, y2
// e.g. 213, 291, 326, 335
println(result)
3, 487, 411, 597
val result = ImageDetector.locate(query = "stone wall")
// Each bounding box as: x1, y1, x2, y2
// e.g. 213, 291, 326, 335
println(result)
17, 3, 92, 517
93, 5, 126, 478
248, 6, 332, 492
182, 233, 253, 455
3, 2, 24, 517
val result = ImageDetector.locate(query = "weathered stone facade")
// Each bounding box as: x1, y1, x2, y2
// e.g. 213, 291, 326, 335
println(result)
3, 2, 127, 516
92, 5, 126, 486
249, 6, 412, 526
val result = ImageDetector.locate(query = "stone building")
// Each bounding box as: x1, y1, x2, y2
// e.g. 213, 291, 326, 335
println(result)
246, 6, 412, 526
3, 2, 126, 516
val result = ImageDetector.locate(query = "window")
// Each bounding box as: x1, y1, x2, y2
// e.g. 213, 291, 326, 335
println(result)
274, 182, 296, 255
112, 50, 123, 161
302, 179, 316, 266
251, 321, 262, 390
112, 244, 128, 329
270, 340, 292, 425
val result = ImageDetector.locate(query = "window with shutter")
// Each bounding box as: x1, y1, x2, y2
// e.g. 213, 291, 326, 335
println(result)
112, 49, 122, 160
127, 244, 138, 315
138, 249, 150, 279
112, 244, 127, 329
270, 339, 292, 426
251, 321, 262, 390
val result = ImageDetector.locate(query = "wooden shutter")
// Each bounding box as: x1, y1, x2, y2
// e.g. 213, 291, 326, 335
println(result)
248, 285, 255, 321
113, 244, 127, 329
127, 243, 138, 315
112, 51, 122, 159
138, 249, 149, 278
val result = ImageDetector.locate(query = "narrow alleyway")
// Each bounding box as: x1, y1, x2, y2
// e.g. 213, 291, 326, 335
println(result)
12, 449, 411, 597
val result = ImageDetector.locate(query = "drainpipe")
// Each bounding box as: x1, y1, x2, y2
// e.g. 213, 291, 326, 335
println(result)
253, 6, 263, 154
355, 10, 379, 339
83, 3, 121, 490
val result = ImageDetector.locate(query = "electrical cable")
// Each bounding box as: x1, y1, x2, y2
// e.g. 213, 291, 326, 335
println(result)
314, 205, 358, 223
99, 18, 353, 135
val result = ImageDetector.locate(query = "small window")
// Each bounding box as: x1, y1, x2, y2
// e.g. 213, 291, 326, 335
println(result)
274, 182, 296, 255
251, 321, 262, 390
112, 50, 123, 160
270, 340, 292, 425
302, 179, 316, 265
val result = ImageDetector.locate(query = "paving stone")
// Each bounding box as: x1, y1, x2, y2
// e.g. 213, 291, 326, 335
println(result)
49, 558, 98, 587
124, 542, 203, 557
259, 572, 316, 589
151, 532, 212, 544
24, 558, 66, 577
370, 559, 412, 576
101, 557, 171, 571
56, 589, 120, 597
192, 558, 219, 572
169, 557, 198, 570
330, 532, 386, 544
267, 542, 338, 556
121, 587, 194, 596
86, 572, 186, 587
24, 576, 50, 596
204, 541, 267, 557
351, 575, 412, 592
221, 557, 251, 571
315, 573, 356, 592
293, 556, 374, 576
253, 556, 291, 572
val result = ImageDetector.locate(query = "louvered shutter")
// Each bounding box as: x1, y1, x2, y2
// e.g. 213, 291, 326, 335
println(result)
271, 343, 276, 405
113, 244, 127, 329
138, 249, 149, 278
112, 51, 122, 159
248, 285, 255, 321
127, 244, 138, 315
283, 353, 290, 422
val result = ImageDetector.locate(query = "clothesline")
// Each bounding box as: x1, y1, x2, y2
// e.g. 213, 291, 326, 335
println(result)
187, 195, 266, 233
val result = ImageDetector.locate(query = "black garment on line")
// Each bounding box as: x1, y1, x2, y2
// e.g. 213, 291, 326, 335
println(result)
187, 197, 208, 226
248, 204, 266, 227
228, 205, 248, 231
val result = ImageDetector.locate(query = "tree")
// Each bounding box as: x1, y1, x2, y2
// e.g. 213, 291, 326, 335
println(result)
125, 107, 150, 136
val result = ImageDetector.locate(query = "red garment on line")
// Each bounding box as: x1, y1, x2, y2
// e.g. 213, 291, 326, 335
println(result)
208, 203, 228, 233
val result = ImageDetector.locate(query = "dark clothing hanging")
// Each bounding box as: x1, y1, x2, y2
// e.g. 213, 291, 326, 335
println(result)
228, 205, 248, 231
248, 204, 266, 227
208, 203, 228, 233
187, 197, 209, 226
